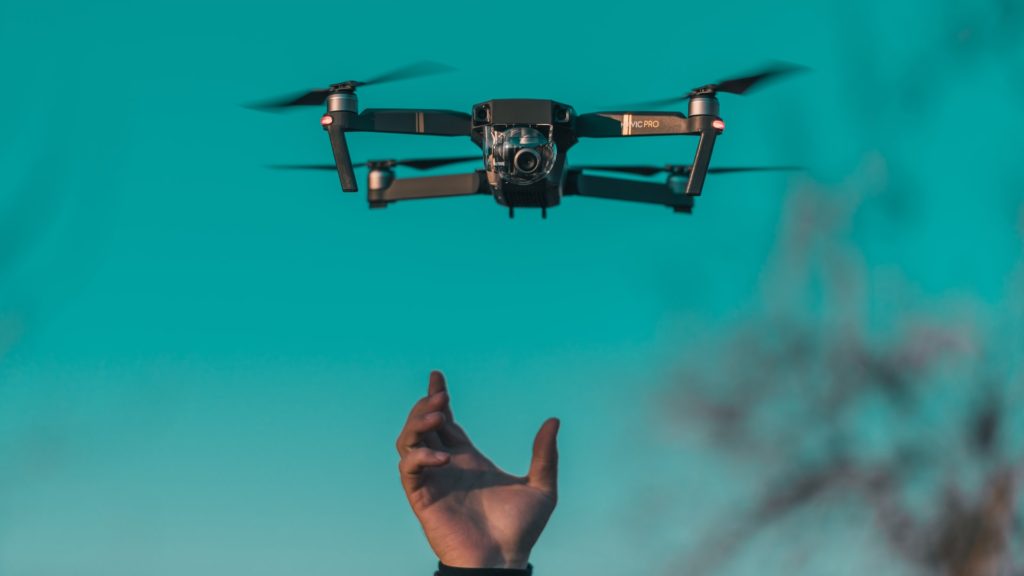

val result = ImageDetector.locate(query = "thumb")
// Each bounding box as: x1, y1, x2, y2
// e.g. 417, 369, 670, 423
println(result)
527, 418, 559, 496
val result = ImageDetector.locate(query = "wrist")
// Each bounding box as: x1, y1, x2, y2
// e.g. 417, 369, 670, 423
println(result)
436, 560, 533, 575
438, 553, 530, 570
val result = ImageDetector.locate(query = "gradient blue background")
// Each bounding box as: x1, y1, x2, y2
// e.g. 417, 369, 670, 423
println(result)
1, 1, 1022, 575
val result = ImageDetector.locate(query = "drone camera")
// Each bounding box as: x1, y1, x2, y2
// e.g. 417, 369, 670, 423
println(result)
514, 148, 541, 174
484, 125, 556, 185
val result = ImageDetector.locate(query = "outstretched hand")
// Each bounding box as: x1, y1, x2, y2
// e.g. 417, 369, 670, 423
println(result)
396, 370, 560, 569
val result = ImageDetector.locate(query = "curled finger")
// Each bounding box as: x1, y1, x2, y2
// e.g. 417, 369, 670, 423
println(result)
398, 446, 450, 493
396, 410, 447, 456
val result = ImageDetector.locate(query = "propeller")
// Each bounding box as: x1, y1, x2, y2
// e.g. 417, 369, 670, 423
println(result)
621, 62, 807, 109
574, 164, 802, 176
699, 62, 807, 95
270, 155, 480, 172
248, 60, 456, 110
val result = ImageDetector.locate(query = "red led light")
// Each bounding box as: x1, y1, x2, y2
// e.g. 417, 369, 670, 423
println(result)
712, 119, 725, 131
320, 115, 333, 126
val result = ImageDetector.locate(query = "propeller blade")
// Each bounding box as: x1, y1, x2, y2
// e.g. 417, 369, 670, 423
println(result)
616, 62, 807, 110
573, 165, 667, 176
248, 60, 455, 110
247, 89, 332, 110
269, 164, 337, 171
396, 155, 480, 170
273, 160, 798, 175
269, 155, 479, 172
707, 165, 802, 174
708, 62, 807, 95
359, 60, 455, 87
575, 164, 802, 176
612, 96, 691, 110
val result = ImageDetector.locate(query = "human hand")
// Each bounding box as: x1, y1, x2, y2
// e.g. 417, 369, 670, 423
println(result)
396, 371, 559, 569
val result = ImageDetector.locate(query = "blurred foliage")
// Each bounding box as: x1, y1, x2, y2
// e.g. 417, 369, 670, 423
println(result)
660, 173, 1023, 575
654, 3, 1024, 573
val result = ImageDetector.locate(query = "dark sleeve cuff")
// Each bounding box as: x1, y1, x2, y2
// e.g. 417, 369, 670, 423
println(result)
434, 560, 533, 576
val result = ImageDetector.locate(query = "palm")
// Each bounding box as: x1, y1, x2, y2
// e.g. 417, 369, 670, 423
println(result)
397, 371, 559, 569
413, 444, 556, 564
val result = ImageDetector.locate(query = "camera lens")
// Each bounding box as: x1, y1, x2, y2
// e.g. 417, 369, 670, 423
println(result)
513, 148, 541, 174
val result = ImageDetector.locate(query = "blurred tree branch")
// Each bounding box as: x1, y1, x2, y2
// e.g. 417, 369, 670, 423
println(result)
658, 169, 1023, 575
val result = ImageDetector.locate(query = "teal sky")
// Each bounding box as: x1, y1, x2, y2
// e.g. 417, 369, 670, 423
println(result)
2, 1, 1022, 575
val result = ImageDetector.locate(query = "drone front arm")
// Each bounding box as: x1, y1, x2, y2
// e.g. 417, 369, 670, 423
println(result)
368, 171, 489, 206
575, 112, 692, 138
320, 108, 472, 193
563, 169, 694, 212
576, 113, 721, 195
351, 109, 472, 136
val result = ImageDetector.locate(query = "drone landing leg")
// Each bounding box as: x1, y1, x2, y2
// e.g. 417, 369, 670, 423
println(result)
323, 113, 358, 192
541, 206, 547, 219
509, 206, 515, 219
684, 128, 718, 196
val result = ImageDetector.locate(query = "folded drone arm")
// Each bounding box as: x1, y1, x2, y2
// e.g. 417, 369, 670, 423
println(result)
350, 109, 472, 136
563, 170, 694, 212
368, 171, 489, 206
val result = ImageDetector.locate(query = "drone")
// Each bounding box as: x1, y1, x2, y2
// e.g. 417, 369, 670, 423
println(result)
255, 61, 803, 218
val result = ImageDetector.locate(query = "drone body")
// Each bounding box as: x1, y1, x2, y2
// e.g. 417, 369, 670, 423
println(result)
260, 62, 802, 217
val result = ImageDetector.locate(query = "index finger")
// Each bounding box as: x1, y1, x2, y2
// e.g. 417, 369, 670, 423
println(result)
428, 370, 453, 422
396, 391, 448, 455
426, 370, 472, 447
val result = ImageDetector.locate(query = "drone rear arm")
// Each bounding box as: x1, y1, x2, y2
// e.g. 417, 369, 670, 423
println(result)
367, 171, 489, 207
563, 170, 694, 212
